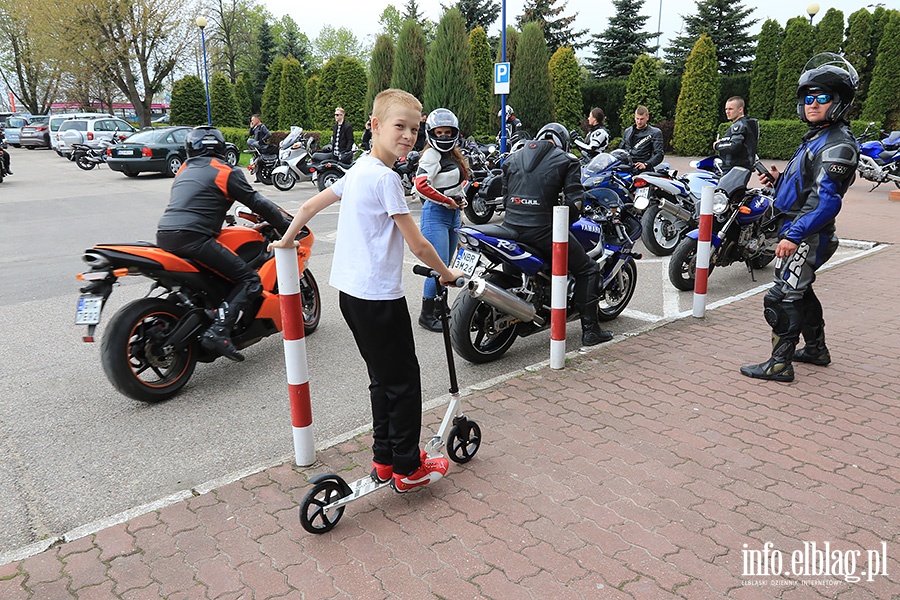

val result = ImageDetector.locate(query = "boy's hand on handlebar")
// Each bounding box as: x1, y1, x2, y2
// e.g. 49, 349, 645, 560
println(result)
440, 268, 466, 287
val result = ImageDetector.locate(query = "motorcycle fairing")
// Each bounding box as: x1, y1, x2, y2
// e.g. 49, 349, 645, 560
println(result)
457, 225, 544, 275
93, 244, 199, 272
635, 174, 687, 196
685, 228, 724, 248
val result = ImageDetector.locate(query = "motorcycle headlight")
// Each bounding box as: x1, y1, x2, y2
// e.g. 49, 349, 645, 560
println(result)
712, 191, 729, 214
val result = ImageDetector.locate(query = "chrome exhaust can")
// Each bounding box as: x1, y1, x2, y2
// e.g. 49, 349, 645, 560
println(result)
467, 277, 544, 325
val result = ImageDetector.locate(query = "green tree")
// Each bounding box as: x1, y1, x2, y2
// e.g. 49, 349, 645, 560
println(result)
210, 71, 241, 127
446, 0, 500, 32
468, 26, 494, 136
620, 53, 662, 132
378, 6, 404, 43
663, 0, 757, 76
317, 55, 346, 128
254, 20, 276, 106
366, 35, 394, 116
510, 22, 553, 135
259, 56, 283, 127
673, 34, 719, 155
748, 19, 782, 119
843, 9, 873, 119
170, 75, 207, 126
517, 0, 589, 53
424, 8, 478, 135
334, 57, 368, 131
771, 18, 814, 119
305, 75, 319, 125
0, 0, 62, 114
549, 46, 581, 130
278, 57, 307, 129
234, 73, 252, 121
862, 11, 900, 130
391, 20, 427, 100
277, 16, 312, 71
814, 8, 843, 54
587, 0, 657, 78
312, 26, 364, 66
492, 26, 519, 119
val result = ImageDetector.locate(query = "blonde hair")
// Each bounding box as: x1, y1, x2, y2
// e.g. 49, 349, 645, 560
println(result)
372, 89, 422, 122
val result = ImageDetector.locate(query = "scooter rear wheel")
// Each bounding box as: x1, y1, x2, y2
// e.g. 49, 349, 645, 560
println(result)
300, 475, 350, 534
448, 419, 481, 464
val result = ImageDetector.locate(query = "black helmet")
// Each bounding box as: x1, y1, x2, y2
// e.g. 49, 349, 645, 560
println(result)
425, 108, 460, 153
796, 53, 859, 124
186, 126, 227, 159
535, 122, 570, 152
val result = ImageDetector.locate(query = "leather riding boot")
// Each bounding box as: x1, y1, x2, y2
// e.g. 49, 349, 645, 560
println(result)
418, 298, 442, 332
581, 317, 613, 346
795, 325, 831, 366
201, 301, 245, 362
577, 271, 612, 346
740, 334, 795, 382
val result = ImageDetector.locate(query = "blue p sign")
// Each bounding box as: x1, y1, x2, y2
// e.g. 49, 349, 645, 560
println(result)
494, 62, 510, 95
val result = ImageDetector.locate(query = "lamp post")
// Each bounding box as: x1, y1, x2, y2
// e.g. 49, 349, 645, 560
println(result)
806, 3, 820, 25
195, 16, 212, 126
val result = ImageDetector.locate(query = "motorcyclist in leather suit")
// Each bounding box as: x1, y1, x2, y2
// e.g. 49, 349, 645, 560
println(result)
501, 122, 613, 346
620, 105, 664, 172
0, 128, 10, 175
741, 53, 860, 382
156, 126, 292, 362
714, 96, 757, 173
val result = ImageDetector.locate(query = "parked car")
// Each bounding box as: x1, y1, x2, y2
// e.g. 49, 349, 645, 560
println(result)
107, 126, 240, 177
19, 116, 52, 149
49, 113, 104, 155
3, 114, 35, 147
58, 116, 135, 158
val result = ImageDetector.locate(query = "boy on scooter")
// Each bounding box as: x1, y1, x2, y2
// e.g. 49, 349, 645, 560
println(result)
271, 89, 465, 493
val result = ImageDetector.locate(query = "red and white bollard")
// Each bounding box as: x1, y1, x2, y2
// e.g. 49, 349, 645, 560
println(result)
693, 185, 714, 318
550, 205, 569, 369
273, 246, 315, 466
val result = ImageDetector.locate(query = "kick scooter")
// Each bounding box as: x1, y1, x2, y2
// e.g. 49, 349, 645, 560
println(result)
298, 266, 482, 534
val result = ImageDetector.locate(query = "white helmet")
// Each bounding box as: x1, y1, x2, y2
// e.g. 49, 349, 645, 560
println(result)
497, 105, 514, 119
425, 108, 460, 153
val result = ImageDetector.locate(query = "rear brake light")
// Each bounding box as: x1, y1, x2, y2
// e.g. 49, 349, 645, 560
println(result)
142, 147, 152, 158
633, 179, 647, 188
87, 132, 94, 141
106, 148, 112, 156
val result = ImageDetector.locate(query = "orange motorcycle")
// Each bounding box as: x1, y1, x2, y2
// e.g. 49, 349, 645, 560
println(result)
75, 209, 320, 402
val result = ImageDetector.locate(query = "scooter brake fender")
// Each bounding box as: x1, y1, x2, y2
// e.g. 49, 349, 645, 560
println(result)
685, 229, 723, 247
272, 165, 289, 176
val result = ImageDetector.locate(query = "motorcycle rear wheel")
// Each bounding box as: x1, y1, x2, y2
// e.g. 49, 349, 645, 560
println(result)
597, 260, 638, 321
450, 274, 519, 363
316, 170, 341, 192
463, 196, 495, 225
641, 204, 686, 256
101, 298, 198, 402
273, 171, 296, 191
299, 270, 321, 334
75, 153, 96, 171
668, 237, 716, 292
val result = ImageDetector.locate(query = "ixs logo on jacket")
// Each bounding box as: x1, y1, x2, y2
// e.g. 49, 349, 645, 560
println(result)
511, 196, 540, 206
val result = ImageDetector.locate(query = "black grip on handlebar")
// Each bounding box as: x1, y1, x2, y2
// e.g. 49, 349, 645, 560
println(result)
412, 265, 465, 288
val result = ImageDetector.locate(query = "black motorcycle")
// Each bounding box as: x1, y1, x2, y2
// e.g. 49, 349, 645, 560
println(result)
308, 146, 356, 192
393, 151, 420, 196
72, 138, 121, 171
247, 138, 279, 185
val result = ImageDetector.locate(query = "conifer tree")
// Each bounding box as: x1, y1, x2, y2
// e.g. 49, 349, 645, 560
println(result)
619, 54, 662, 133
254, 21, 276, 103
170, 75, 207, 127
391, 20, 427, 100
510, 22, 554, 135
814, 8, 844, 54
305, 75, 319, 127
317, 56, 346, 129
492, 27, 519, 120
278, 57, 308, 130
234, 74, 253, 122
862, 11, 900, 130
210, 72, 241, 128
673, 34, 719, 156
748, 19, 782, 119
587, 0, 657, 78
424, 9, 478, 135
843, 9, 873, 119
549, 46, 581, 131
366, 35, 395, 115
468, 26, 494, 136
517, 0, 589, 53
447, 0, 501, 32
771, 18, 814, 120
334, 58, 368, 131
260, 57, 284, 128
663, 0, 757, 76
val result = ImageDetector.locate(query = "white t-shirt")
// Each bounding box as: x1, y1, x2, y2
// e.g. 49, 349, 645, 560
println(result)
328, 154, 411, 300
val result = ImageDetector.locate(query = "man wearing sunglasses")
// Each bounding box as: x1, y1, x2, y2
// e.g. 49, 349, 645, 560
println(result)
330, 107, 355, 163
741, 53, 859, 383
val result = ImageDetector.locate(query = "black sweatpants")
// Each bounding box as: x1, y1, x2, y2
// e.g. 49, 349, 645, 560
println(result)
339, 292, 423, 476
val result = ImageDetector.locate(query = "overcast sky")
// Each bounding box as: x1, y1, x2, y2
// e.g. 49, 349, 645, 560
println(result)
261, 0, 882, 59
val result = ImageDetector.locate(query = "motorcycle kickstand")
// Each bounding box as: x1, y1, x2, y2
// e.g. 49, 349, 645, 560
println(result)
745, 260, 757, 282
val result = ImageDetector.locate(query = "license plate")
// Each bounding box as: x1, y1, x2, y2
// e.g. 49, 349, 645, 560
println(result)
117, 149, 136, 156
635, 188, 649, 197
453, 248, 481, 278
75, 295, 104, 325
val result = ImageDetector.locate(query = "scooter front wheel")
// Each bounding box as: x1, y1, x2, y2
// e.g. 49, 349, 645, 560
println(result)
273, 170, 296, 191
300, 475, 351, 534
447, 418, 481, 464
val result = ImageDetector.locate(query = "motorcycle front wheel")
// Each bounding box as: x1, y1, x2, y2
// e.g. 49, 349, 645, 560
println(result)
450, 274, 519, 364
299, 269, 321, 334
273, 170, 296, 191
75, 153, 96, 171
101, 298, 198, 402
668, 238, 716, 291
463, 196, 495, 225
597, 261, 638, 321
641, 204, 687, 256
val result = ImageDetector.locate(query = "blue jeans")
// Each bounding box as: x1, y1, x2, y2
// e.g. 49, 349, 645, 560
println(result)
420, 201, 460, 299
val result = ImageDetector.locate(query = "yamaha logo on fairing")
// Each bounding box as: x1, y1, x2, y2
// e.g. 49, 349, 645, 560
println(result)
580, 222, 602, 234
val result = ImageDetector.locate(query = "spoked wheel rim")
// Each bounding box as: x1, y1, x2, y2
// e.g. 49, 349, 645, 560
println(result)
300, 479, 348, 534
126, 311, 192, 389
651, 211, 685, 251
598, 261, 637, 320
322, 173, 340, 188
467, 303, 517, 358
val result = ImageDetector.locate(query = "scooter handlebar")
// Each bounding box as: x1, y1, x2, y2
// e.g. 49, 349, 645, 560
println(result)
412, 265, 466, 288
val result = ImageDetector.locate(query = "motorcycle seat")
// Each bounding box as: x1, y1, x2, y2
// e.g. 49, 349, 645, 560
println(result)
465, 223, 521, 240
885, 131, 900, 150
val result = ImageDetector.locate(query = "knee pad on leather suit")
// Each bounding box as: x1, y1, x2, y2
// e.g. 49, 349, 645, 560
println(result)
763, 289, 801, 342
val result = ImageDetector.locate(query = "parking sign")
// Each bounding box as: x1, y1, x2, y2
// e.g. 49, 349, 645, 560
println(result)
494, 62, 510, 95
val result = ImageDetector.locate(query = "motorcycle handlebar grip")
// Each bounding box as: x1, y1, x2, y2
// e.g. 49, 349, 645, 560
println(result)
412, 265, 466, 288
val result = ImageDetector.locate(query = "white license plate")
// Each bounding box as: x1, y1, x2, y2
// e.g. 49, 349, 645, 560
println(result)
75, 295, 104, 325
453, 248, 481, 278
635, 188, 649, 197
118, 149, 136, 156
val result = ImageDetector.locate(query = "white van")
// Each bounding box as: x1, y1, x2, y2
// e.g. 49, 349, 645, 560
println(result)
49, 113, 113, 156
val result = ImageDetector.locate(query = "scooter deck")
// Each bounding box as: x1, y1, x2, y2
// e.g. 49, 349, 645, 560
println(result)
324, 475, 392, 512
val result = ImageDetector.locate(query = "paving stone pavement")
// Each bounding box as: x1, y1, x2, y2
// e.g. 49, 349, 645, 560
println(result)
1, 177, 898, 599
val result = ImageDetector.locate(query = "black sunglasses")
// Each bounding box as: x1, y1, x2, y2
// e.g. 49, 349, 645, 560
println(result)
804, 93, 833, 105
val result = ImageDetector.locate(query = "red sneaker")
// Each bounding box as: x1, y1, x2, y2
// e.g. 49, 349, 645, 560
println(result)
391, 455, 449, 493
371, 450, 429, 484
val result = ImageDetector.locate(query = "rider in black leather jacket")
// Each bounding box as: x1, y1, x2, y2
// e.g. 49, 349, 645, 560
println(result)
502, 123, 613, 347
715, 96, 757, 173
157, 127, 291, 361
620, 106, 664, 172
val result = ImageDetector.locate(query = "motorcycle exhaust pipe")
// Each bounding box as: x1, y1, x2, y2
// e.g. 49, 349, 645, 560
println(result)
657, 198, 694, 222
467, 277, 545, 326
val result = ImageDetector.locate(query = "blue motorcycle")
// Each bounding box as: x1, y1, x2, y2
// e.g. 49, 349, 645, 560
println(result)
668, 165, 782, 291
856, 122, 900, 190
449, 152, 642, 363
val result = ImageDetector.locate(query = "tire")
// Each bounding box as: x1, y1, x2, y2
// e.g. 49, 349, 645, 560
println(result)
450, 273, 520, 364
597, 260, 638, 321
273, 170, 296, 191
463, 195, 495, 225
165, 154, 183, 177
75, 152, 95, 171
316, 169, 341, 192
100, 298, 198, 402
224, 148, 239, 166
25, 146, 35, 150
299, 270, 321, 335
258, 166, 274, 186
668, 237, 715, 291
640, 204, 687, 256
123, 169, 139, 178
